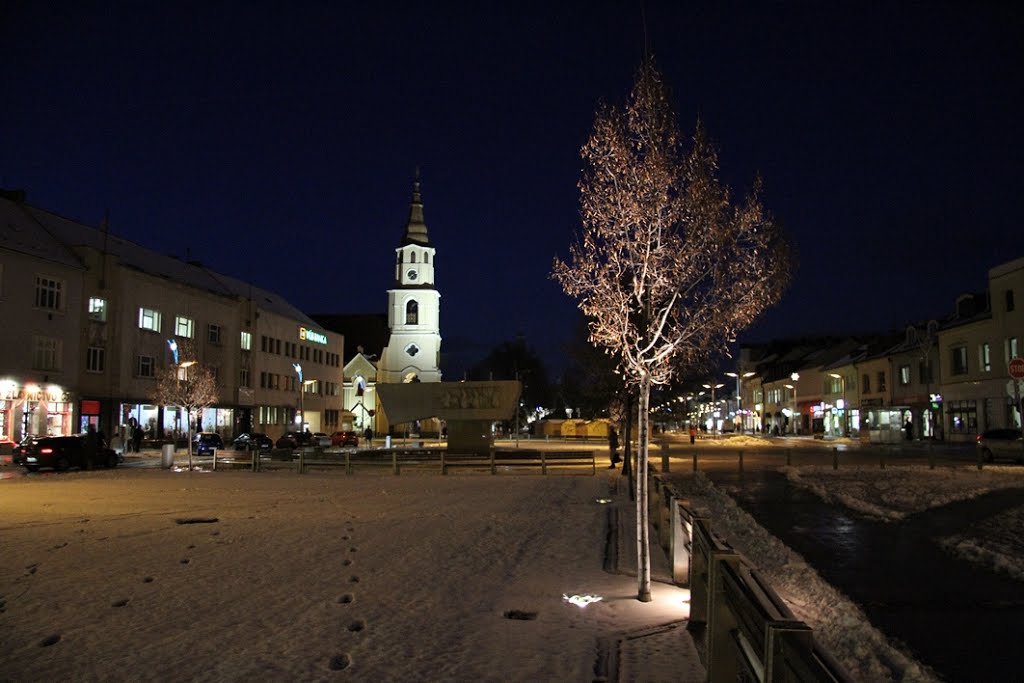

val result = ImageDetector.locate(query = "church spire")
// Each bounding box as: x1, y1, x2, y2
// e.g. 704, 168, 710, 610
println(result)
401, 167, 431, 247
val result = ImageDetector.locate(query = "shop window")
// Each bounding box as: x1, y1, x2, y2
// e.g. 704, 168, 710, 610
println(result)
948, 399, 977, 434
862, 374, 871, 393
406, 300, 418, 325
951, 346, 968, 375
208, 323, 222, 344
136, 355, 156, 378
979, 343, 991, 372
175, 316, 194, 338
88, 297, 107, 322
86, 346, 105, 373
138, 307, 161, 332
34, 275, 64, 311
899, 365, 911, 386
241, 331, 251, 351
32, 336, 62, 371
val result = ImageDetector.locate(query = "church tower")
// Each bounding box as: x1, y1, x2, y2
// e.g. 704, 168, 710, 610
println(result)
378, 174, 442, 384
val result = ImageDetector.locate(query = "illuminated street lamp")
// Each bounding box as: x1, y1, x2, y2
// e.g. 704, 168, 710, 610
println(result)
725, 371, 756, 432
702, 382, 725, 433
785, 372, 800, 434
292, 363, 305, 431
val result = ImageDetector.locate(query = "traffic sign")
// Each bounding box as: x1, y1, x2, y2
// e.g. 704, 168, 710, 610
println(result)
1010, 357, 1024, 380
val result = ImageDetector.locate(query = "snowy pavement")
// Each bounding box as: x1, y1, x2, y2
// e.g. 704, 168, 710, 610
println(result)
0, 467, 702, 682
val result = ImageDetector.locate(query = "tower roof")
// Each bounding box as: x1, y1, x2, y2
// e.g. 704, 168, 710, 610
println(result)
399, 171, 432, 248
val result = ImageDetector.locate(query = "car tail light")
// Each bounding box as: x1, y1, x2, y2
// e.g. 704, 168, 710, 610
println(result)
40, 447, 54, 454
975, 435, 982, 443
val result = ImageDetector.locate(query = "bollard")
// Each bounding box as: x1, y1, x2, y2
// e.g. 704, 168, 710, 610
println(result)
298, 448, 305, 474
212, 448, 218, 471
786, 448, 792, 466
251, 445, 259, 472
832, 446, 838, 470
738, 449, 744, 473
880, 451, 886, 469
928, 441, 935, 470
660, 441, 670, 473
692, 450, 698, 472
977, 448, 984, 471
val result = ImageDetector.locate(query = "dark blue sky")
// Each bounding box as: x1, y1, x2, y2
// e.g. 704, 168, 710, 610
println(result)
2, 1, 1021, 378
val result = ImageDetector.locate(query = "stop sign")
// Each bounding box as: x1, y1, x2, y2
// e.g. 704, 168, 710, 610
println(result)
1010, 357, 1024, 380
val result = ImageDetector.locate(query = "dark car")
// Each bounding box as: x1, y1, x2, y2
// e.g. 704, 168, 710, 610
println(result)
192, 432, 224, 455
331, 431, 359, 448
22, 435, 119, 472
233, 432, 273, 452
275, 431, 316, 449
976, 428, 1024, 463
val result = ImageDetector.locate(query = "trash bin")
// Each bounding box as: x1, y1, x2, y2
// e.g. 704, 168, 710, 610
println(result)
161, 444, 175, 469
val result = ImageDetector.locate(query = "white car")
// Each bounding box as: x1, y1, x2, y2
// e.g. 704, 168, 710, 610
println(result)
312, 432, 332, 448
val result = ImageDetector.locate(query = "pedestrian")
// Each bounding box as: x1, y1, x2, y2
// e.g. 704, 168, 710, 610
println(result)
132, 420, 143, 453
607, 426, 620, 469
689, 424, 697, 445
364, 427, 372, 446
904, 418, 913, 441
84, 424, 98, 470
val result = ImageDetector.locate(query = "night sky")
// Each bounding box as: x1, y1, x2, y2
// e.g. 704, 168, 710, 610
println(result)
2, 2, 1021, 379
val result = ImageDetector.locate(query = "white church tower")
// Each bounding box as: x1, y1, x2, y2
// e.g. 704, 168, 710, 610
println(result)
378, 174, 442, 384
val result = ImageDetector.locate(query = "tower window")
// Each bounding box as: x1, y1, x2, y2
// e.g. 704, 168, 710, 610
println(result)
424, 252, 430, 264
410, 252, 417, 263
406, 300, 418, 325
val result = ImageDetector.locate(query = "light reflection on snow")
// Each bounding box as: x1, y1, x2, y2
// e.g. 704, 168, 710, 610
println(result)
563, 593, 603, 607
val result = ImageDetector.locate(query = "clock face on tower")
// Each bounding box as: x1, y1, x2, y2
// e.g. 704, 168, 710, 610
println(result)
406, 269, 418, 282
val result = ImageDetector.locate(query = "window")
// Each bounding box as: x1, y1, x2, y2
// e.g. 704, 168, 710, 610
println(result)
948, 399, 978, 434
424, 252, 430, 264
1007, 289, 1016, 312
410, 252, 417, 263
34, 276, 64, 311
1008, 337, 1020, 362
406, 343, 420, 357
919, 360, 933, 385
862, 374, 871, 394
32, 336, 62, 371
876, 371, 886, 392
275, 338, 281, 355
241, 331, 252, 351
139, 307, 161, 332
980, 343, 991, 372
136, 355, 156, 378
175, 316, 194, 338
899, 365, 911, 386
208, 324, 222, 344
88, 297, 107, 322
951, 346, 968, 375
261, 335, 268, 352
406, 300, 418, 325
240, 368, 250, 388
86, 346, 105, 373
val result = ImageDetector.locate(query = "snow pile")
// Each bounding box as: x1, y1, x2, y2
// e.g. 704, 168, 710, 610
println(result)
782, 464, 1024, 521
667, 472, 939, 682
940, 505, 1024, 581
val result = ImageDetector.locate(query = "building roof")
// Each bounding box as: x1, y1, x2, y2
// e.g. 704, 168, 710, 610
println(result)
398, 173, 431, 248
1, 192, 316, 325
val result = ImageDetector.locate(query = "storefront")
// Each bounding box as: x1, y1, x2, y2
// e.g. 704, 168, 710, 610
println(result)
0, 379, 74, 442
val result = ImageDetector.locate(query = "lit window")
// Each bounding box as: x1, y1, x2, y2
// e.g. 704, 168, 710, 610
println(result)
86, 346, 105, 373
139, 307, 161, 332
136, 355, 155, 378
1007, 337, 1019, 362
980, 343, 991, 372
899, 365, 911, 386
208, 324, 221, 344
32, 336, 62, 370
88, 297, 107, 322
241, 331, 252, 350
34, 276, 63, 311
175, 316, 194, 338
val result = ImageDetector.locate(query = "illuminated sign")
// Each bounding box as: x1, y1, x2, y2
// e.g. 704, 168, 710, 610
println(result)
299, 327, 328, 345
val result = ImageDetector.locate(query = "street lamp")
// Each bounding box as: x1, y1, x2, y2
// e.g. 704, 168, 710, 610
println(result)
702, 382, 725, 433
829, 373, 847, 437
292, 363, 304, 431
725, 371, 755, 433
785, 372, 800, 434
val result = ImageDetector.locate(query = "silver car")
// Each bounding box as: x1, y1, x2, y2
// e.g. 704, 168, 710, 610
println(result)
976, 428, 1024, 463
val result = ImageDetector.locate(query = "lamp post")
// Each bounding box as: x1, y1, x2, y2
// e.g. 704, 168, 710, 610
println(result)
292, 363, 305, 431
784, 372, 800, 434
702, 382, 725, 433
725, 371, 755, 433
829, 373, 847, 437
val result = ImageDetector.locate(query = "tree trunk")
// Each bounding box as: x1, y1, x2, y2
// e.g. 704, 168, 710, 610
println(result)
187, 409, 194, 471
635, 373, 652, 602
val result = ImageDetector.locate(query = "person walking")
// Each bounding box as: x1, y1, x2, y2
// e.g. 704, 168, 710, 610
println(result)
608, 426, 620, 469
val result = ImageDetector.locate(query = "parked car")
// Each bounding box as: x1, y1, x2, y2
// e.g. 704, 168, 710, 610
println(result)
12, 435, 40, 466
192, 432, 224, 455
976, 428, 1024, 463
331, 431, 359, 448
233, 432, 273, 452
275, 431, 316, 449
22, 435, 119, 472
312, 432, 332, 448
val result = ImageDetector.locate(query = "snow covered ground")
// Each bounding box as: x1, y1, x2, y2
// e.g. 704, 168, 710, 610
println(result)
0, 467, 703, 682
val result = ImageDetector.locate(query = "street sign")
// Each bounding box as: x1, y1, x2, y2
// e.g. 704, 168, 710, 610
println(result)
1010, 357, 1024, 380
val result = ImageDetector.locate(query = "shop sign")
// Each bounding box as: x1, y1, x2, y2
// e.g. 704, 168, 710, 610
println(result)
80, 400, 101, 415
299, 327, 328, 345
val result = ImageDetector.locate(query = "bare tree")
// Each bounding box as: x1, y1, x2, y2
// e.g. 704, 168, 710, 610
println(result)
552, 59, 791, 601
152, 344, 219, 470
